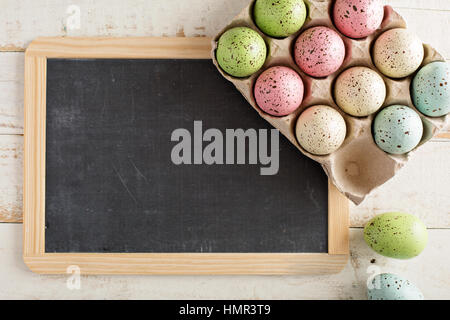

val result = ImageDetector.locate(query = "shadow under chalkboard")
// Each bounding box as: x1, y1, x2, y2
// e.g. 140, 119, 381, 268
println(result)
45, 59, 328, 253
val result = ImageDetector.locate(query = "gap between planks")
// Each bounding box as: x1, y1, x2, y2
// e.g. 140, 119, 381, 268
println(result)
0, 3, 449, 52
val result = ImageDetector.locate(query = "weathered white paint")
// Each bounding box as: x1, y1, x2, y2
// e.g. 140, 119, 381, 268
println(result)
0, 0, 448, 300
0, 53, 24, 134
0, 224, 448, 299
390, 0, 450, 10
0, 0, 449, 55
0, 135, 22, 222
0, 0, 245, 50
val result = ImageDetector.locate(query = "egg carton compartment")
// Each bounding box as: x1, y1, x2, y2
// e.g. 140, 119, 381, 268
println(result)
211, 0, 449, 204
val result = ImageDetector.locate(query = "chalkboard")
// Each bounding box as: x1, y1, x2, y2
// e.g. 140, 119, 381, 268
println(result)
24, 38, 348, 274
45, 58, 328, 253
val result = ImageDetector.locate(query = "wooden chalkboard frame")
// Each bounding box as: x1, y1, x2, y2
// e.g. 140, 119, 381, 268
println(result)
23, 37, 349, 275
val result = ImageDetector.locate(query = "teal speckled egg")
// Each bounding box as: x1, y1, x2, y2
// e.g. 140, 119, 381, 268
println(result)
373, 105, 423, 154
254, 0, 307, 38
412, 61, 450, 117
364, 212, 428, 259
368, 273, 424, 300
216, 27, 267, 78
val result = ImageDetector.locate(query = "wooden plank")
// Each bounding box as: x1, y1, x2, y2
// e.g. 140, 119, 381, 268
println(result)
0, 0, 245, 51
436, 132, 450, 139
24, 253, 348, 275
328, 181, 349, 255
1, 224, 448, 299
0, 53, 24, 134
0, 135, 23, 222
23, 55, 47, 256
390, 0, 450, 10
26, 37, 212, 58
0, 1, 448, 54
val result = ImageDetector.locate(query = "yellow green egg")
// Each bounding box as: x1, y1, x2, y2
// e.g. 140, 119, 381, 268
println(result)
216, 27, 267, 78
253, 0, 307, 38
364, 212, 428, 259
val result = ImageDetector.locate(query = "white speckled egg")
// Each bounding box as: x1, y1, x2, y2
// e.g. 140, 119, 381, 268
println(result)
412, 61, 450, 117
296, 105, 347, 155
373, 105, 423, 154
373, 28, 424, 78
368, 273, 424, 300
335, 66, 386, 117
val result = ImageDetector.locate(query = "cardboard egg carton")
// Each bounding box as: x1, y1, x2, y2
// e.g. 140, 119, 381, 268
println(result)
211, 0, 449, 205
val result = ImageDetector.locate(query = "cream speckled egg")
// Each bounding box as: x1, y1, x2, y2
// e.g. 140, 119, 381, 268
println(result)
296, 105, 347, 155
373, 28, 424, 78
335, 66, 386, 117
373, 105, 423, 154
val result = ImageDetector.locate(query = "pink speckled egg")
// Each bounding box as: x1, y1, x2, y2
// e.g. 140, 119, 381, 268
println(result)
333, 0, 384, 39
254, 66, 304, 116
294, 26, 346, 78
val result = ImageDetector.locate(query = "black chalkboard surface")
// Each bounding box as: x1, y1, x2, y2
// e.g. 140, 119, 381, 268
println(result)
45, 58, 328, 254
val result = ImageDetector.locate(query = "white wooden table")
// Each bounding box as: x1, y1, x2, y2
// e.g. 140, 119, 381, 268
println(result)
0, 0, 448, 299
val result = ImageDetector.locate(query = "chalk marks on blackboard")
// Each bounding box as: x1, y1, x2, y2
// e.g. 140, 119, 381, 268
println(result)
127, 157, 149, 182
112, 164, 138, 205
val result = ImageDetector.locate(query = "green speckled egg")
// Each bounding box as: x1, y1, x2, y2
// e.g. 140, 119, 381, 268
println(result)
254, 0, 307, 38
368, 273, 424, 300
373, 105, 423, 155
364, 212, 428, 259
216, 27, 267, 78
412, 61, 450, 117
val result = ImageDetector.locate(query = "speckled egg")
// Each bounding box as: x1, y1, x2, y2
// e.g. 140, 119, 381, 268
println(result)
373, 105, 423, 154
294, 26, 346, 78
254, 66, 304, 116
295, 105, 347, 155
412, 61, 450, 117
254, 0, 307, 38
216, 27, 267, 78
373, 28, 424, 78
333, 0, 384, 39
368, 273, 424, 300
335, 66, 386, 117
364, 212, 428, 259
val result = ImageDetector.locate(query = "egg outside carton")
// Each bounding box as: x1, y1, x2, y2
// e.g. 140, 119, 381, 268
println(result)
211, 0, 449, 205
